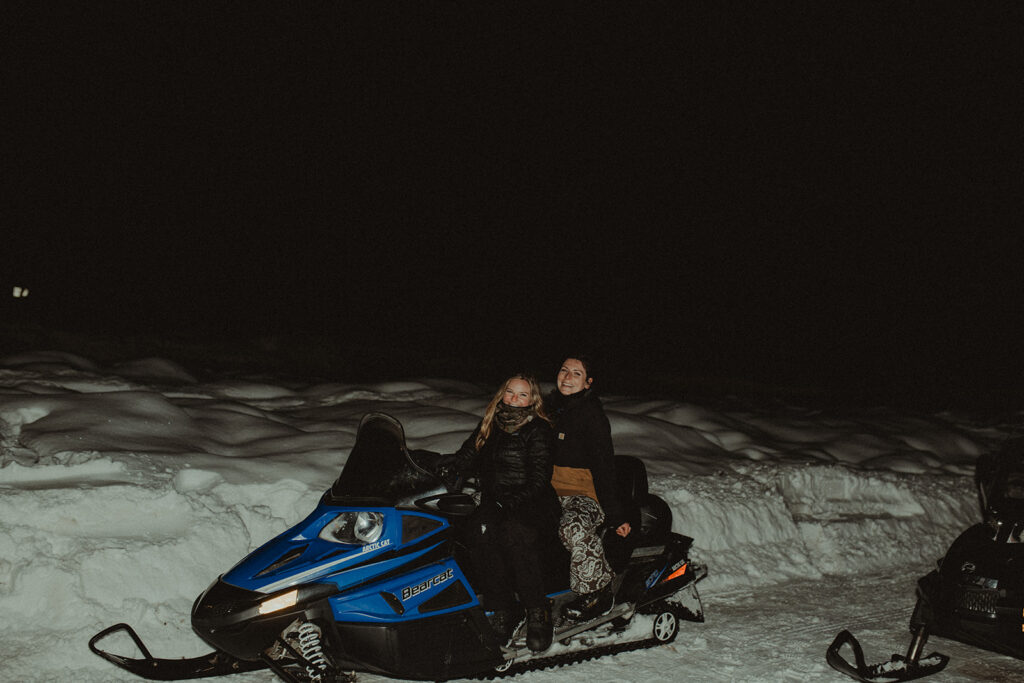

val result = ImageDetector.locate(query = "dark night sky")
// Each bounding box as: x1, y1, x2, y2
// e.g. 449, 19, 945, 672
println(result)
4, 3, 1023, 408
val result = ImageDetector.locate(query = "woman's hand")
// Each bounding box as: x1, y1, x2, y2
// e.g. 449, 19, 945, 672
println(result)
616, 522, 631, 537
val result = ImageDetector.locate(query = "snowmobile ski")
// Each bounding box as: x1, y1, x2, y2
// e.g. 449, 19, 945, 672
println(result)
88, 623, 269, 680
826, 628, 949, 683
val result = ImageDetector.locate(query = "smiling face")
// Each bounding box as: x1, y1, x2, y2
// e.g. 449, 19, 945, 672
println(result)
556, 358, 592, 396
502, 378, 533, 406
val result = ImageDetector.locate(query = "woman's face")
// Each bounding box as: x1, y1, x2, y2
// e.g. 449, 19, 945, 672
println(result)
556, 358, 592, 396
502, 378, 533, 407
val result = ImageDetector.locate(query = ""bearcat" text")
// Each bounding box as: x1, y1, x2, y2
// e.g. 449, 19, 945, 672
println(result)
401, 567, 454, 601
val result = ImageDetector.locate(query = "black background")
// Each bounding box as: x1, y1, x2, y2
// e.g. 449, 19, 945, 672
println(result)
4, 3, 1023, 410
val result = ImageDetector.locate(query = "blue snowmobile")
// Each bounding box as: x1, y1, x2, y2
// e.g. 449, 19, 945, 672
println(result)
827, 437, 1024, 682
90, 412, 707, 682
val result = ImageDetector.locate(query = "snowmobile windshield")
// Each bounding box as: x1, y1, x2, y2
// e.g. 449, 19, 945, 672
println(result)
977, 438, 1024, 524
327, 413, 439, 506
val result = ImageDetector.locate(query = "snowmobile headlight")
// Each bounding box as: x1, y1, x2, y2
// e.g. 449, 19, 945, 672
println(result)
258, 589, 298, 615
318, 511, 385, 545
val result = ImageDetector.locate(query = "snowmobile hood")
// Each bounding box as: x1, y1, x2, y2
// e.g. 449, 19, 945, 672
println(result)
939, 523, 1024, 594
221, 502, 448, 594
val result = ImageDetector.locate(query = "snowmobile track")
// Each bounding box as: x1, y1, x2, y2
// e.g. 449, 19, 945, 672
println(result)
477, 602, 697, 680
477, 635, 662, 679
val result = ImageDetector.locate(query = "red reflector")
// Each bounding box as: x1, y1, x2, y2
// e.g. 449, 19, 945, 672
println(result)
662, 562, 688, 583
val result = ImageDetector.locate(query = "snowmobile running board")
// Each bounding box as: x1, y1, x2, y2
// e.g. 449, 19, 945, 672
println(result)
500, 602, 637, 660
88, 623, 268, 680
826, 629, 949, 683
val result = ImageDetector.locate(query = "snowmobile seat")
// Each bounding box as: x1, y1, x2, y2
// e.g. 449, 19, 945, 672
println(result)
602, 455, 673, 571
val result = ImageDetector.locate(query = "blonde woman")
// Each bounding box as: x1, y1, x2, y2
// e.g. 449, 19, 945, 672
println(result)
448, 374, 559, 653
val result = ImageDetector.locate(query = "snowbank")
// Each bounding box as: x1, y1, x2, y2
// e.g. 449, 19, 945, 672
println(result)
0, 352, 1014, 682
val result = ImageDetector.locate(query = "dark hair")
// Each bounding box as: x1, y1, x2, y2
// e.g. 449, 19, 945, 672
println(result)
561, 354, 595, 379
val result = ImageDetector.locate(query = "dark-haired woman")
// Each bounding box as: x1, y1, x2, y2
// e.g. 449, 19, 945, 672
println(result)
547, 356, 631, 622
448, 374, 559, 652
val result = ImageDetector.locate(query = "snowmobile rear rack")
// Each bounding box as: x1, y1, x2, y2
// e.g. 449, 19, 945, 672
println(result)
88, 623, 268, 680
826, 628, 949, 683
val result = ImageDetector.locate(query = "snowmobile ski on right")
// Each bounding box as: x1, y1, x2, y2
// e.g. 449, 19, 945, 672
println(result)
827, 437, 1024, 681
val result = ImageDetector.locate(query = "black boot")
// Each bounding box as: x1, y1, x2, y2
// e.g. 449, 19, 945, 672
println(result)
564, 582, 614, 622
487, 608, 516, 645
525, 605, 552, 652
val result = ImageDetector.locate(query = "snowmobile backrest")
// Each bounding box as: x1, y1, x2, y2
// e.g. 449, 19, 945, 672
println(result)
604, 456, 673, 570
614, 455, 649, 505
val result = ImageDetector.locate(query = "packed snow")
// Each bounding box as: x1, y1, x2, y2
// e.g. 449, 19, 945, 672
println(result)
1, 350, 1022, 682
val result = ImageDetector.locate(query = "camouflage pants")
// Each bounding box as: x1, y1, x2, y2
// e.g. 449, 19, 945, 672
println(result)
558, 495, 613, 595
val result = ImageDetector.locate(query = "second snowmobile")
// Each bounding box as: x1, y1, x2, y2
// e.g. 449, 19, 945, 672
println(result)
827, 437, 1024, 682
90, 412, 707, 682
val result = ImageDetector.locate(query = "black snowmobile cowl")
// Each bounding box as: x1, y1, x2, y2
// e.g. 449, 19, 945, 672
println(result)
827, 436, 1024, 682
90, 412, 708, 682
191, 580, 340, 660
914, 523, 1024, 660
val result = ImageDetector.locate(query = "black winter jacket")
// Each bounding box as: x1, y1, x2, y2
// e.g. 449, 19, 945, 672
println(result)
452, 417, 559, 526
546, 389, 625, 528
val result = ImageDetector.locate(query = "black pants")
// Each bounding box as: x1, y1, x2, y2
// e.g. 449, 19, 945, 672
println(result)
468, 508, 548, 611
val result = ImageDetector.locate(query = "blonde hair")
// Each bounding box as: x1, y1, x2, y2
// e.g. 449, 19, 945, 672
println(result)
475, 374, 550, 451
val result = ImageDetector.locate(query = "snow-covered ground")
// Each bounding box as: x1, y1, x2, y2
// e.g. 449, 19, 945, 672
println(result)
1, 350, 1021, 682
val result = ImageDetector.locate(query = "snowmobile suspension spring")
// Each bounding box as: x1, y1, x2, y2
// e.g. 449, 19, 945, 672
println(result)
297, 621, 328, 682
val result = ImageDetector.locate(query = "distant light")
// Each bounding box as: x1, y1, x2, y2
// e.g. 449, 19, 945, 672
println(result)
12, 286, 29, 298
